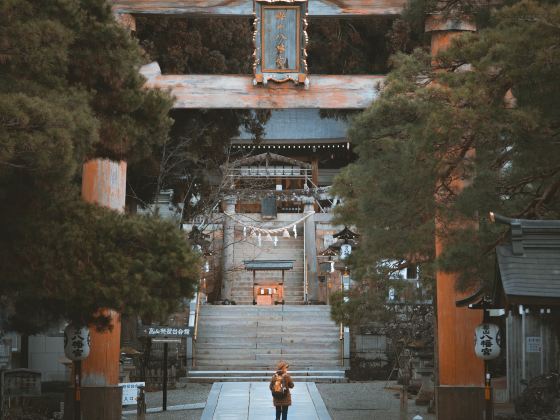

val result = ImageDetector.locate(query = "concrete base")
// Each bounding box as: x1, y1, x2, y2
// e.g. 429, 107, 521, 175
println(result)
437, 386, 485, 420
64, 386, 122, 420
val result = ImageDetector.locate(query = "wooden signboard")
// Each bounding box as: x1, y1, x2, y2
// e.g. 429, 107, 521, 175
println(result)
140, 326, 194, 337
254, 0, 308, 86
119, 382, 145, 405
1, 369, 41, 398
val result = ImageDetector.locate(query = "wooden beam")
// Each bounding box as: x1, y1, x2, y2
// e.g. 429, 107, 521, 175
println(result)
112, 0, 405, 16
140, 62, 383, 109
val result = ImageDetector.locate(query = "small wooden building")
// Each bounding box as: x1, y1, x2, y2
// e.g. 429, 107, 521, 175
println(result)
490, 213, 560, 401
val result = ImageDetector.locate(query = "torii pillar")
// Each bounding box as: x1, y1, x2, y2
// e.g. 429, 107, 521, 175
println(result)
425, 14, 486, 420
66, 159, 126, 420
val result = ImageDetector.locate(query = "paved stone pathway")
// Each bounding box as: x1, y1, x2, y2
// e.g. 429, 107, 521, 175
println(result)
201, 382, 331, 420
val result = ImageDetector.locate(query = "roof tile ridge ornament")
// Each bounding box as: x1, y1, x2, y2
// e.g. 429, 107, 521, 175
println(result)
489, 212, 524, 255
253, 0, 309, 89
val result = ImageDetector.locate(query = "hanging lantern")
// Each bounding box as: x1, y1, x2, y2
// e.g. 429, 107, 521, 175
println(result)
257, 233, 262, 246
243, 226, 247, 238
204, 260, 210, 273
282, 229, 290, 238
474, 323, 501, 360
293, 225, 297, 239
273, 236, 278, 247
64, 324, 91, 361
340, 243, 352, 260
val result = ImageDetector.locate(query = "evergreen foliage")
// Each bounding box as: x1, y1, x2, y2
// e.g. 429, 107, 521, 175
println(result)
0, 0, 198, 333
131, 16, 271, 216
307, 17, 393, 74
331, 0, 560, 323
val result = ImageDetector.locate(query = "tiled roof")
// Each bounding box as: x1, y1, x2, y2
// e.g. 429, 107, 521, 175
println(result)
495, 217, 560, 302
244, 260, 294, 270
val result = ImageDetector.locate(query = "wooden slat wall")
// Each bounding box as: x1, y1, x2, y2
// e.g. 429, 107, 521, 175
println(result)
111, 0, 405, 16
140, 65, 383, 109
507, 313, 558, 401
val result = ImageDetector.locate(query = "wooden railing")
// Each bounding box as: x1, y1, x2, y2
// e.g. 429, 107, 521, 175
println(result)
192, 287, 202, 368
228, 166, 312, 180
339, 322, 344, 367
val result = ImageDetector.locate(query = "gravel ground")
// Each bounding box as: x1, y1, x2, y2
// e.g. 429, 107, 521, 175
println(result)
317, 381, 434, 420
137, 381, 434, 420
124, 383, 212, 420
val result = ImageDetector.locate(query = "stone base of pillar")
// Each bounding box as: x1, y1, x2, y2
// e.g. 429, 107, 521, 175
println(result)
436, 386, 485, 420
64, 386, 122, 420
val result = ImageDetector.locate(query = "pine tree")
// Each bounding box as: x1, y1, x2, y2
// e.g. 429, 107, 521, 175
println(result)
0, 0, 198, 333
331, 0, 560, 323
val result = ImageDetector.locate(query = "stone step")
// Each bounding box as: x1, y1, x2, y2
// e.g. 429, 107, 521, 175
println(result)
184, 375, 345, 383
193, 360, 342, 369
195, 333, 340, 341
195, 305, 339, 369
194, 343, 340, 351
186, 369, 345, 375
183, 369, 347, 383
196, 329, 340, 338
196, 316, 338, 324
200, 305, 332, 313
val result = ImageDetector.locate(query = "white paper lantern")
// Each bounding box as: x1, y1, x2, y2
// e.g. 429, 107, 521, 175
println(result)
474, 323, 501, 360
340, 244, 352, 260
64, 324, 91, 361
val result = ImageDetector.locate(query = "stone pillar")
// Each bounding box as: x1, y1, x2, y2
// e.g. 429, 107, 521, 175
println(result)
221, 196, 236, 301
186, 295, 197, 368
425, 14, 485, 420
303, 198, 319, 303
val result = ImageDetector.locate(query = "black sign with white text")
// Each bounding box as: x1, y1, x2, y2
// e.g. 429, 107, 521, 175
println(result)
140, 326, 193, 338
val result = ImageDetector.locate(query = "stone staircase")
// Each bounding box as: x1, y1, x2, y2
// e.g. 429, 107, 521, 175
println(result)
188, 305, 345, 382
230, 236, 305, 305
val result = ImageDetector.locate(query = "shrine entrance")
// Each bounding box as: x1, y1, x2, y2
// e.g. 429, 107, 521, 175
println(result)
254, 285, 283, 305
245, 260, 293, 305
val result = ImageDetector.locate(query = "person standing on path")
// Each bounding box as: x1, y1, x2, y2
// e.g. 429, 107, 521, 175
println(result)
270, 360, 294, 420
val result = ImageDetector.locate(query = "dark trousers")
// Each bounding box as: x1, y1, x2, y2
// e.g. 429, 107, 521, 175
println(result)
275, 405, 288, 420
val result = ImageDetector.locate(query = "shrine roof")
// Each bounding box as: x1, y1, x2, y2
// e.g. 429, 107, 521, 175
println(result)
234, 110, 347, 141
244, 260, 294, 270
492, 214, 560, 305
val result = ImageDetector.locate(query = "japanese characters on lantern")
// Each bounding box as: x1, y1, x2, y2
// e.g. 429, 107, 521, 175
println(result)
474, 323, 501, 360
64, 324, 91, 361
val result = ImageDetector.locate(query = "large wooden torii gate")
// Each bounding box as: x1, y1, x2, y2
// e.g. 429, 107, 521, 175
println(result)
77, 3, 485, 420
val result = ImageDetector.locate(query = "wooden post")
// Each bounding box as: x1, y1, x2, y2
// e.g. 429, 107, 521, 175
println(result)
303, 198, 318, 302
74, 360, 81, 420
137, 385, 146, 420
79, 159, 126, 420
425, 14, 486, 420
162, 343, 168, 411
400, 371, 408, 420
484, 369, 493, 420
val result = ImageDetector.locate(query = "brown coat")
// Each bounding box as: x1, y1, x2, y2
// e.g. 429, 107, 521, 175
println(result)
269, 370, 294, 407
